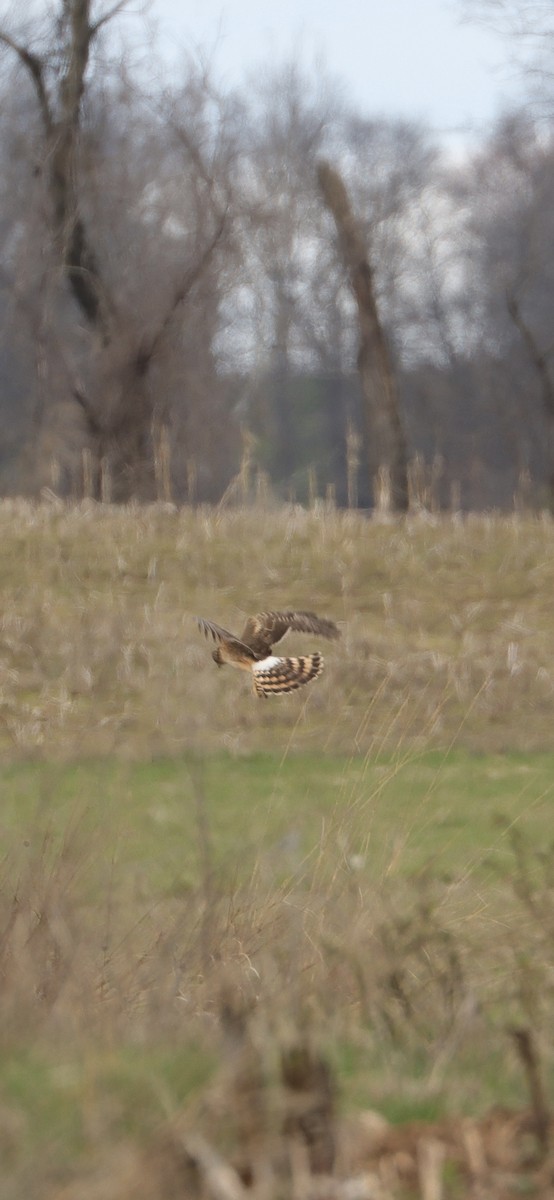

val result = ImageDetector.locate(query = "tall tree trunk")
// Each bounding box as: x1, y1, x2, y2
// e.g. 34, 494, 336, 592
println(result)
317, 159, 409, 512
506, 287, 554, 502
271, 268, 295, 483
0, 1, 118, 334
1, 1, 228, 500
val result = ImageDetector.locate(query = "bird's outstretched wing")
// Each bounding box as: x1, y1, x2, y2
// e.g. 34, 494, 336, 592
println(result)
195, 617, 253, 654
252, 652, 324, 696
240, 610, 340, 656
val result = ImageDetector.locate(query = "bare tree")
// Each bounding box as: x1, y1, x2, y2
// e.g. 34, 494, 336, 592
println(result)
0, 1, 234, 499
317, 159, 409, 511
233, 63, 348, 491
460, 0, 554, 110
506, 286, 554, 494
462, 112, 554, 501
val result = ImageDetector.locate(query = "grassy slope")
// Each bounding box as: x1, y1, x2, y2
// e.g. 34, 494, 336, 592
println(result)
2, 500, 554, 758
2, 501, 554, 1194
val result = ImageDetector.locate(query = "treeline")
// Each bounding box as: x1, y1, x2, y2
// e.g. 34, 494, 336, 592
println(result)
0, 3, 553, 510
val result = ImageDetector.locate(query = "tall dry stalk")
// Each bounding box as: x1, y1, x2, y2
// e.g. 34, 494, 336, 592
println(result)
187, 456, 198, 503
154, 424, 172, 503
82, 446, 94, 499
514, 467, 532, 514
216, 428, 257, 509
49, 456, 61, 493
408, 453, 444, 513
346, 419, 361, 510
100, 455, 112, 504
374, 464, 392, 515
308, 465, 318, 508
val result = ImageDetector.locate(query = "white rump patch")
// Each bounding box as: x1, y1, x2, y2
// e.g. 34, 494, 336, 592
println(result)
254, 656, 283, 674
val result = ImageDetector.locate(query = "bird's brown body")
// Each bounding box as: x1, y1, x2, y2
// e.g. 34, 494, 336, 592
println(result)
196, 610, 340, 696
212, 642, 254, 670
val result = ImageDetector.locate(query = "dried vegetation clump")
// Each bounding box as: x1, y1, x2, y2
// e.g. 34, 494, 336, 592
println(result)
1, 789, 554, 1198
45, 1059, 554, 1200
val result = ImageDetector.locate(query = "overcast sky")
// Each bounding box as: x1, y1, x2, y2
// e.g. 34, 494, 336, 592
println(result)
147, 0, 523, 140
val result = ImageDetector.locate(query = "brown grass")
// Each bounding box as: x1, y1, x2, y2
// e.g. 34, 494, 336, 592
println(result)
1, 500, 554, 1197
1, 499, 554, 758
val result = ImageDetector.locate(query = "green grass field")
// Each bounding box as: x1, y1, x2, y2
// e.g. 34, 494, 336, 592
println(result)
2, 748, 552, 892
2, 501, 554, 1197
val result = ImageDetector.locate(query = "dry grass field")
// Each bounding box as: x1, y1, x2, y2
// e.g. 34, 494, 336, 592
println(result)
2, 498, 554, 759
2, 499, 554, 1198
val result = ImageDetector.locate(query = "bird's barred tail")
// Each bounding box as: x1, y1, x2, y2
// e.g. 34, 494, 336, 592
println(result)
252, 653, 324, 697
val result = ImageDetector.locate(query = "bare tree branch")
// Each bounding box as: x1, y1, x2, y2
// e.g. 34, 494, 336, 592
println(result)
0, 1, 239, 500
72, 385, 105, 437
506, 287, 554, 420
90, 0, 131, 37
136, 207, 229, 373
0, 4, 117, 331
0, 31, 53, 132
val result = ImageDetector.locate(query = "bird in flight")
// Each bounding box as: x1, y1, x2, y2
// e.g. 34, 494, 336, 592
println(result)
196, 610, 340, 697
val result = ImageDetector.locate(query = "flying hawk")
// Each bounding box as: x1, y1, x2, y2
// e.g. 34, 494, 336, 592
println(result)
196, 610, 340, 697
